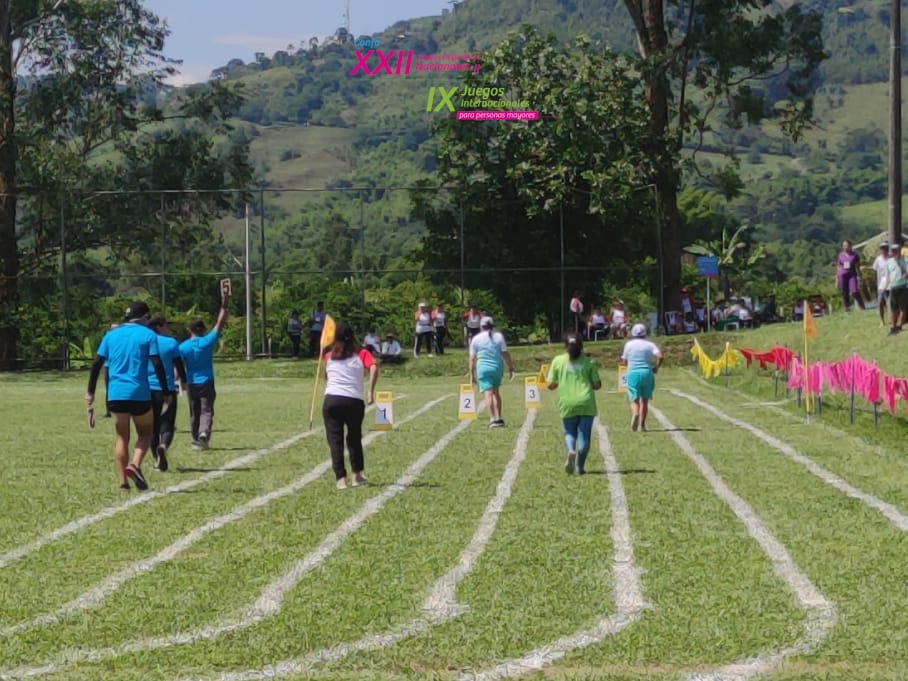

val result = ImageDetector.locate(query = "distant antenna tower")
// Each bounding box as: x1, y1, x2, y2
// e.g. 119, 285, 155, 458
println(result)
343, 0, 351, 34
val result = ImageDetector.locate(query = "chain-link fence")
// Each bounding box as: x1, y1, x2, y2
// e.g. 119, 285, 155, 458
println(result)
1, 186, 662, 369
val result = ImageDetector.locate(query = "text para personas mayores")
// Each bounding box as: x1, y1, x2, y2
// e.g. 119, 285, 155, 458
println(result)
348, 50, 481, 76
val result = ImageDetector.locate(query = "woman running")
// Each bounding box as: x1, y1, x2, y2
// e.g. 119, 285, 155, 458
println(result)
621, 323, 663, 432
322, 322, 379, 490
469, 316, 514, 428
546, 332, 602, 475
85, 301, 171, 490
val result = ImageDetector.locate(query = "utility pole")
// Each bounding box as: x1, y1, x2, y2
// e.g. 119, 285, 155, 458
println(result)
889, 0, 902, 246
245, 202, 253, 361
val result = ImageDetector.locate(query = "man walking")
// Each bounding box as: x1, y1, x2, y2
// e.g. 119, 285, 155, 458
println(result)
180, 285, 230, 449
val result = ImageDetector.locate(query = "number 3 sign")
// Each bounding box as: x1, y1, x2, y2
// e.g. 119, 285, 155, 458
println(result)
524, 377, 541, 408
458, 384, 477, 420
374, 391, 393, 430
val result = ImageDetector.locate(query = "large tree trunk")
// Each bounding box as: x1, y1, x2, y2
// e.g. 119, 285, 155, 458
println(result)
0, 3, 18, 370
626, 0, 683, 318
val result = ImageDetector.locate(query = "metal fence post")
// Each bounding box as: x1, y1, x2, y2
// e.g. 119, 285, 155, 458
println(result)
260, 189, 267, 356
60, 200, 69, 370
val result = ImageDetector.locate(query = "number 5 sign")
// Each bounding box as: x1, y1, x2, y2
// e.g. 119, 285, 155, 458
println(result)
374, 391, 393, 430
525, 377, 541, 408
458, 384, 477, 420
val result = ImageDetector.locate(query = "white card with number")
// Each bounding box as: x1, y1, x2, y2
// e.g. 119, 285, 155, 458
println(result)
458, 384, 477, 420
525, 377, 541, 408
374, 391, 393, 430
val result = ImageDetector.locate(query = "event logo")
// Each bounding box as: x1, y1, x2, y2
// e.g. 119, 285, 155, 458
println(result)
353, 38, 380, 49
425, 85, 529, 112
349, 50, 413, 76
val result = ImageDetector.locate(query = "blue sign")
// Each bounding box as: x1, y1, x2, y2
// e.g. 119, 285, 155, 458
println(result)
697, 256, 719, 278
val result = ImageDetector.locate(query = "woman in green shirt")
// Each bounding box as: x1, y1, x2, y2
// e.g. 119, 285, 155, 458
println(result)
546, 333, 602, 475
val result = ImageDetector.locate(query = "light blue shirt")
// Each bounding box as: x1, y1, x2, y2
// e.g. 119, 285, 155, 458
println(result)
97, 323, 159, 401
622, 338, 661, 372
469, 330, 507, 373
179, 330, 219, 385
148, 335, 180, 392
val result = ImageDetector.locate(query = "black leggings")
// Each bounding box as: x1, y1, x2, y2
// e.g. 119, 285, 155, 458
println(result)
414, 331, 434, 355
151, 390, 177, 452
322, 395, 366, 480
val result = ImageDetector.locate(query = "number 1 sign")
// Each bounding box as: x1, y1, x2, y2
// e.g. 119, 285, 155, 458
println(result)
374, 391, 393, 430
458, 384, 477, 420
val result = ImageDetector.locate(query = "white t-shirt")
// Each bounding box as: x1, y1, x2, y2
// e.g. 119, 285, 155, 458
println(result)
415, 311, 432, 333
324, 349, 375, 400
381, 340, 401, 355
681, 297, 693, 314
611, 308, 626, 324
465, 311, 481, 329
591, 312, 606, 326
622, 338, 661, 372
470, 330, 508, 372
363, 333, 380, 351
433, 311, 447, 327
873, 254, 890, 290
570, 298, 583, 314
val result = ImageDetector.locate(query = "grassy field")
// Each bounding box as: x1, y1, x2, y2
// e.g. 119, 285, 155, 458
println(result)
2, 312, 908, 680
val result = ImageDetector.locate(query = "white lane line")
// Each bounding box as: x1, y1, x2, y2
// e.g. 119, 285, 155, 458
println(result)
455, 419, 647, 681
169, 408, 535, 681
0, 397, 460, 680
672, 389, 908, 533
0, 398, 401, 570
0, 395, 443, 638
649, 406, 837, 681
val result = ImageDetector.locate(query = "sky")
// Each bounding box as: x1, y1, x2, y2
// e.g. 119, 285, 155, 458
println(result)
145, 0, 453, 85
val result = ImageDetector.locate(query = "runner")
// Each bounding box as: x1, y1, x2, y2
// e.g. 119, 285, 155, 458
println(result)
621, 323, 663, 432
322, 322, 379, 490
180, 286, 230, 449
85, 301, 171, 491
469, 316, 514, 428
147, 316, 187, 472
546, 332, 602, 475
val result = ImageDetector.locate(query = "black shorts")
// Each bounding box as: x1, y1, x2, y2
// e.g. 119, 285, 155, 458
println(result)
879, 290, 891, 304
891, 288, 908, 313
107, 400, 152, 416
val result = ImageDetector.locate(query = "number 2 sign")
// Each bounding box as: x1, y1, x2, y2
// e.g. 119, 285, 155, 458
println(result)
374, 391, 393, 430
458, 384, 477, 420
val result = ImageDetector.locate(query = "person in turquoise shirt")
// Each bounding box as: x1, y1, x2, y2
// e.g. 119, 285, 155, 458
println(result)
179, 288, 230, 449
148, 316, 187, 472
468, 317, 514, 428
621, 323, 663, 432
546, 333, 602, 475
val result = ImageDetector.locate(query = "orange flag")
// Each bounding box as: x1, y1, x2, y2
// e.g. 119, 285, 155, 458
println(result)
803, 302, 818, 340
319, 314, 336, 349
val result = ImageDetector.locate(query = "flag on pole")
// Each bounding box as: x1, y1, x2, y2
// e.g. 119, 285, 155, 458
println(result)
803, 300, 816, 417
320, 314, 336, 349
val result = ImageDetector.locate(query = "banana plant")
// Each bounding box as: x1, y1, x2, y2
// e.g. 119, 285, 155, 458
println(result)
684, 223, 765, 299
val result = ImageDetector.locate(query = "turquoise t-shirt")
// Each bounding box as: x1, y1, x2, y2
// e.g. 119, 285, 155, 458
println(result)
148, 334, 180, 392
546, 353, 600, 418
179, 330, 220, 385
97, 323, 159, 401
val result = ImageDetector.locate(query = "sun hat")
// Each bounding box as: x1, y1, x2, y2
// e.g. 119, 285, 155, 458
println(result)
891, 243, 901, 251
124, 301, 150, 322
881, 241, 890, 249
631, 323, 647, 338
418, 302, 427, 308
480, 316, 493, 329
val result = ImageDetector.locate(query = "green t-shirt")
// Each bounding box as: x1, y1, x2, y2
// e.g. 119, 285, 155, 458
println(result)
546, 353, 600, 418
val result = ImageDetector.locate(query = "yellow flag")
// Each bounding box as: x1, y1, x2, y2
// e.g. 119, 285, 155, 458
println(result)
803, 302, 817, 340
320, 314, 336, 349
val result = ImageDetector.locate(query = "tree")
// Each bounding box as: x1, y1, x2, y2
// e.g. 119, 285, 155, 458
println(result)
0, 0, 250, 369
621, 0, 825, 311
684, 223, 765, 298
412, 29, 656, 334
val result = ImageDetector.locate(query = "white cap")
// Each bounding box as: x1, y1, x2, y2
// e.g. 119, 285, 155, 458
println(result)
419, 302, 427, 307
631, 323, 647, 338
480, 316, 493, 328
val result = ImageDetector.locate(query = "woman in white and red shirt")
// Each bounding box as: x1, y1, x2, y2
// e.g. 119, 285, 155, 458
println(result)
322, 322, 379, 490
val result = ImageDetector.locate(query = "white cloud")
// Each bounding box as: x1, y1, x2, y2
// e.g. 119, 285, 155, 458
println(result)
214, 33, 309, 54
164, 63, 216, 86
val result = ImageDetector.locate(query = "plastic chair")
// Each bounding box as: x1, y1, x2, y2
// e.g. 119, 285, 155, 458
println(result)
593, 328, 608, 341
664, 310, 680, 335
647, 312, 659, 335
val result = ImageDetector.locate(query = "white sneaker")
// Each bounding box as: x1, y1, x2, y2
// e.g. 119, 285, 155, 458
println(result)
565, 451, 576, 475
336, 478, 348, 490
352, 474, 368, 487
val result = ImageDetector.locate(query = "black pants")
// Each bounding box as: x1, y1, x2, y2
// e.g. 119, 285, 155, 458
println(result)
151, 390, 178, 452
434, 327, 446, 354
188, 381, 216, 441
414, 331, 434, 355
290, 333, 301, 357
309, 330, 321, 357
323, 395, 365, 480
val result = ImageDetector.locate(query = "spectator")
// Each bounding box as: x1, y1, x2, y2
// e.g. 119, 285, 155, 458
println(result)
836, 240, 866, 311
569, 290, 584, 336
609, 301, 628, 339
180, 284, 230, 450
462, 303, 482, 344
414, 302, 434, 357
308, 302, 327, 358
362, 328, 381, 355
887, 242, 908, 335
694, 301, 707, 331
431, 303, 449, 355
792, 300, 804, 322
380, 333, 403, 363
587, 307, 607, 340
868, 242, 890, 327
287, 311, 303, 358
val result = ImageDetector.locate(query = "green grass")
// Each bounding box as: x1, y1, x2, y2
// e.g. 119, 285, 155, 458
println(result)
3, 315, 908, 680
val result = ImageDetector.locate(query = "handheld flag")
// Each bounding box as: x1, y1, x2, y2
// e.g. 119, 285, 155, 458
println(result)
803, 299, 816, 418
320, 315, 336, 350
804, 302, 817, 340
308, 315, 337, 430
